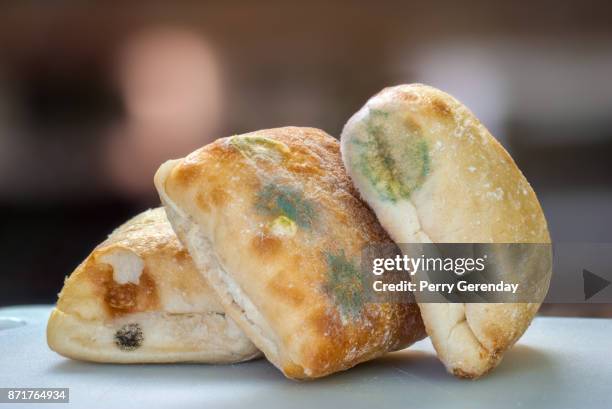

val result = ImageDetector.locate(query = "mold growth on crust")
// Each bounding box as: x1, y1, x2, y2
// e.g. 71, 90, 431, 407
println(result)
114, 323, 143, 351
269, 215, 298, 237
323, 250, 364, 318
352, 108, 430, 202
255, 183, 315, 229
229, 134, 290, 162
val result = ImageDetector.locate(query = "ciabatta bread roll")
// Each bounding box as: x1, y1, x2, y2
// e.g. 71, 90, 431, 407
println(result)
47, 208, 260, 363
155, 127, 425, 379
341, 84, 551, 378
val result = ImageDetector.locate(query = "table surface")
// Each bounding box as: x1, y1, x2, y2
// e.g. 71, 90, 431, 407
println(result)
0, 305, 609, 409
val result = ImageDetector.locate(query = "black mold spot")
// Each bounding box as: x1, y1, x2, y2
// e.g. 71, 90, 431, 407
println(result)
114, 323, 143, 351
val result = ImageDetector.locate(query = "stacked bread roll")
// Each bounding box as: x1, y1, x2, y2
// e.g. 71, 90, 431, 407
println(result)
340, 84, 551, 378
48, 84, 550, 380
47, 208, 260, 364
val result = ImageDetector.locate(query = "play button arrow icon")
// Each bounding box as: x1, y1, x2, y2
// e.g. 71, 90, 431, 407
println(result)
583, 269, 611, 300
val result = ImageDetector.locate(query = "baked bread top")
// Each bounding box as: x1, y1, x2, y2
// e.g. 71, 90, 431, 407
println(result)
341, 84, 549, 244
155, 126, 426, 379
56, 208, 223, 321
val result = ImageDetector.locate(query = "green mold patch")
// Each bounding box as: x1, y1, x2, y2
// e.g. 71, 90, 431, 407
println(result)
353, 108, 430, 202
369, 108, 390, 119
324, 250, 364, 318
230, 135, 289, 162
255, 183, 315, 229
269, 215, 298, 237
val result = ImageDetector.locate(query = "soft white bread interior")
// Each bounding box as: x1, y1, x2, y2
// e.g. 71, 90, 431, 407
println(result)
47, 308, 253, 363
154, 165, 282, 366
341, 84, 551, 378
47, 208, 260, 363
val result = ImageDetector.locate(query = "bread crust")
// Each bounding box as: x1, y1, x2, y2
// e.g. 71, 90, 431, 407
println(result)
155, 127, 426, 379
341, 84, 551, 378
47, 208, 260, 363
47, 308, 259, 364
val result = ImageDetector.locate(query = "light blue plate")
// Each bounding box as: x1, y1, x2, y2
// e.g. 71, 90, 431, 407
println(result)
0, 305, 609, 409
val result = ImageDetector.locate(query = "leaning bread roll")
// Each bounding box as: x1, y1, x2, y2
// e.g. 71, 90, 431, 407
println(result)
340, 84, 551, 378
155, 127, 426, 379
47, 208, 260, 363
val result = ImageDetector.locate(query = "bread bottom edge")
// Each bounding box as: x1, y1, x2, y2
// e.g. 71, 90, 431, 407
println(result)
46, 308, 261, 364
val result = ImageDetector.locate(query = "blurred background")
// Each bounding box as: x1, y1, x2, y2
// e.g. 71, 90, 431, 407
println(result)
0, 1, 610, 315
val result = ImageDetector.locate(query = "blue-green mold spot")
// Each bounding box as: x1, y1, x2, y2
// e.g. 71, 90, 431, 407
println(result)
353, 108, 430, 202
255, 184, 315, 229
324, 250, 364, 318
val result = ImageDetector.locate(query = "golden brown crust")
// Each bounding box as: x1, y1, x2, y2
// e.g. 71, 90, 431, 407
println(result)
48, 208, 260, 363
56, 208, 221, 320
156, 127, 426, 379
341, 84, 552, 378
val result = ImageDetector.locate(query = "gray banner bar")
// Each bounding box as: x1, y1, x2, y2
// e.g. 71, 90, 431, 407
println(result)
360, 243, 612, 303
